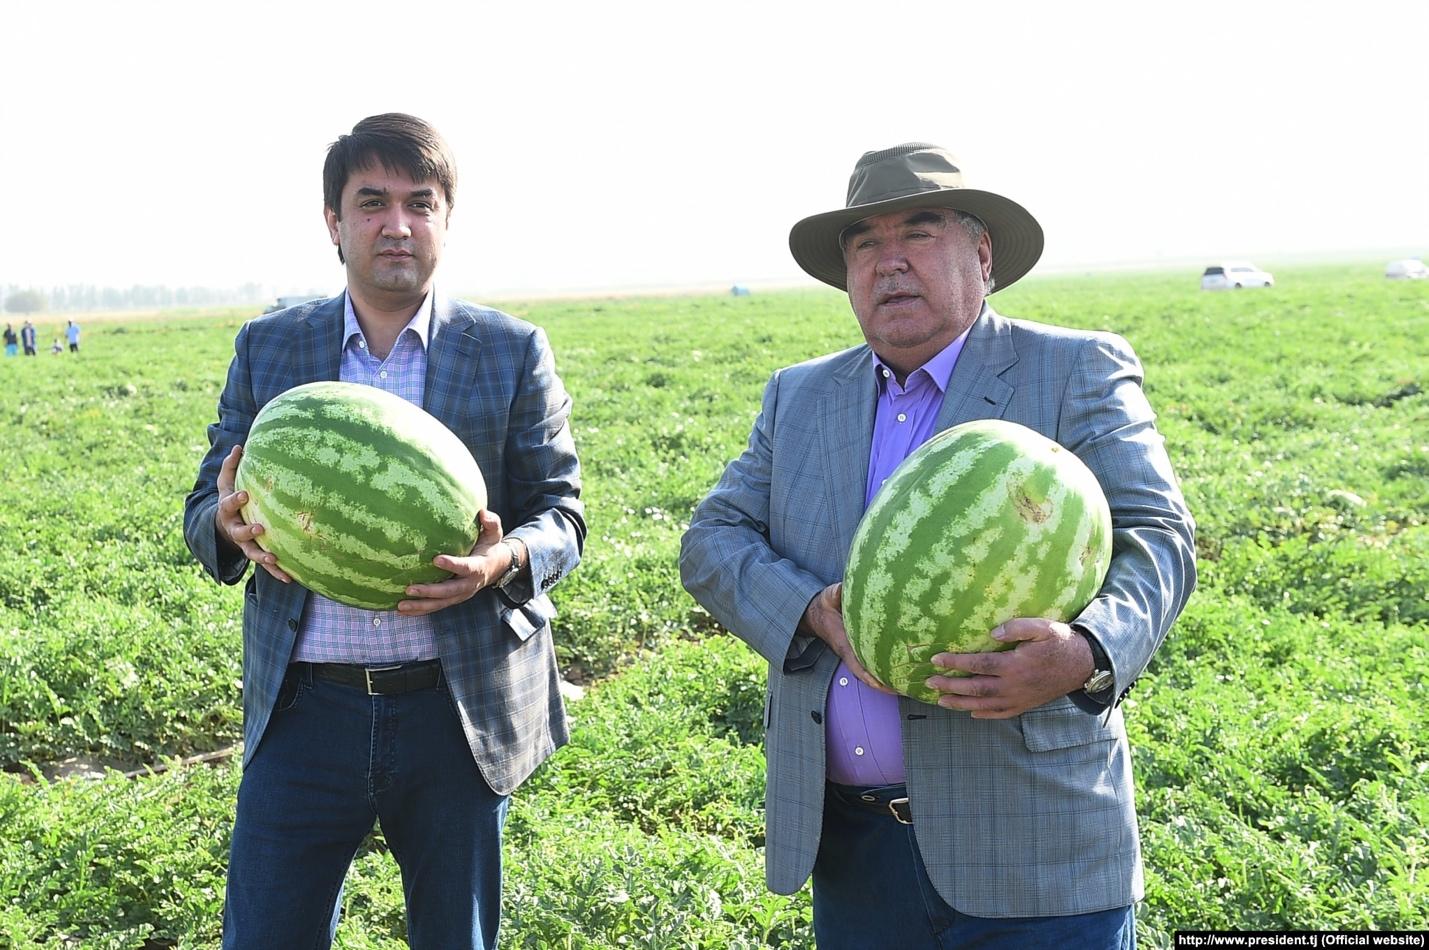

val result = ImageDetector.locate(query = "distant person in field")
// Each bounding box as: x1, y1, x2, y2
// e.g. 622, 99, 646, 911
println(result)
20, 320, 37, 356
49, 337, 62, 355
65, 320, 80, 353
680, 143, 1196, 950
3, 324, 16, 356
183, 113, 584, 950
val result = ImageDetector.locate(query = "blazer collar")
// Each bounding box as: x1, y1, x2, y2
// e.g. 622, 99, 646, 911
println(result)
295, 294, 345, 384
932, 304, 1017, 431
824, 346, 877, 559
423, 291, 484, 431
293, 290, 484, 432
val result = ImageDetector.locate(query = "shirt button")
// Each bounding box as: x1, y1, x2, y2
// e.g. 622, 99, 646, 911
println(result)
854, 746, 865, 756
897, 413, 907, 423
358, 340, 367, 349
881, 368, 891, 378
372, 617, 382, 627
379, 370, 388, 379
839, 677, 849, 687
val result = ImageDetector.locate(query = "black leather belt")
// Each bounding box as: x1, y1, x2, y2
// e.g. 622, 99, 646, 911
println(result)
296, 660, 442, 695
861, 794, 913, 824
831, 784, 914, 824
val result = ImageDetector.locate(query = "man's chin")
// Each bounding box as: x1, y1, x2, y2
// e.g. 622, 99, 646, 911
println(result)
368, 270, 432, 295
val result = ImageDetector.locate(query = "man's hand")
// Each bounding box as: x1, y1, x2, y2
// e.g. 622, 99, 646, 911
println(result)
798, 583, 897, 695
397, 510, 508, 616
923, 619, 1094, 718
214, 444, 291, 583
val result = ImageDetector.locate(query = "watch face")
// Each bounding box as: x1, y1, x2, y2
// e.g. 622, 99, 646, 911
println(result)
1085, 670, 1114, 694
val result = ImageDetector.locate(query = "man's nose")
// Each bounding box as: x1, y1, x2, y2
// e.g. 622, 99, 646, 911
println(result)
381, 207, 414, 238
875, 251, 909, 276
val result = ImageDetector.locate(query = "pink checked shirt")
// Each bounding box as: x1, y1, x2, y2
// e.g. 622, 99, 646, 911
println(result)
289, 292, 442, 665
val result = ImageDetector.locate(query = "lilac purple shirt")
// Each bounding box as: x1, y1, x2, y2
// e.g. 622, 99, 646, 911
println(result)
289, 292, 443, 665
824, 330, 970, 785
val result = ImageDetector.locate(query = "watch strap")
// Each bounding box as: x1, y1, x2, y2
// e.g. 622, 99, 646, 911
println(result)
496, 539, 524, 589
1073, 625, 1115, 698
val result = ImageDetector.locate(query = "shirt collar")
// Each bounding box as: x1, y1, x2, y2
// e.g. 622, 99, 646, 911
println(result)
871, 308, 978, 395
342, 290, 435, 352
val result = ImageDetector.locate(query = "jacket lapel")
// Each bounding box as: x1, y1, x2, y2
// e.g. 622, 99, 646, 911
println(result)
821, 347, 877, 558
294, 294, 345, 384
422, 293, 482, 433
933, 306, 1017, 432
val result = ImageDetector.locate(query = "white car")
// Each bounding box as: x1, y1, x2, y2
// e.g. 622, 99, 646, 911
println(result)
1385, 259, 1428, 280
1201, 263, 1274, 290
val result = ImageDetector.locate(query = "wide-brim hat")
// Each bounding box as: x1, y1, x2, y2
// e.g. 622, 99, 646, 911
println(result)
789, 143, 1044, 292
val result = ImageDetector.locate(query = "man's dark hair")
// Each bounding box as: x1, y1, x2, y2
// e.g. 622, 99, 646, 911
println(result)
323, 112, 458, 225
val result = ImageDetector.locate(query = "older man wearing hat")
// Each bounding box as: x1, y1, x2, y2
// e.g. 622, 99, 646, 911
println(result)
680, 144, 1195, 948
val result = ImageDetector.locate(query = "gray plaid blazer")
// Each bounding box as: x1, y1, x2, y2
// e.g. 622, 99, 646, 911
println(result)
680, 306, 1196, 917
184, 292, 585, 795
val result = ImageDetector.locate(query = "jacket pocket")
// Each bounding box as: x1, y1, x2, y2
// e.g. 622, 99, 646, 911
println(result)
501, 593, 557, 642
1020, 702, 1125, 752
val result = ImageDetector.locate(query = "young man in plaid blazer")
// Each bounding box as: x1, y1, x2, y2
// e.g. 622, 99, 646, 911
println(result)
185, 113, 584, 949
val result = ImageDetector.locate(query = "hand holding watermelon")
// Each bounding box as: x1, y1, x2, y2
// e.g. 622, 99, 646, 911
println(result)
396, 509, 510, 616
214, 444, 293, 584
922, 618, 1096, 718
842, 420, 1112, 706
232, 381, 490, 610
798, 583, 898, 695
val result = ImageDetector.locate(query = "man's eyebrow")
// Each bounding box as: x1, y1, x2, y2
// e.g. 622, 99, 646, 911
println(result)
354, 185, 438, 201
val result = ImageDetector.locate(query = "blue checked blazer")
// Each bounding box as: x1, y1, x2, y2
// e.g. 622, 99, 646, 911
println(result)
184, 292, 585, 795
680, 306, 1196, 917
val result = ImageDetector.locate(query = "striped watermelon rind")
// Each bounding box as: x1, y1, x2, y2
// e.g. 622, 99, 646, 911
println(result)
843, 419, 1112, 704
234, 381, 487, 610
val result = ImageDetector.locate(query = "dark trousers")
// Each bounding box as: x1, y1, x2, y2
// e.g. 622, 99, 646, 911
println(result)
812, 782, 1136, 950
223, 664, 508, 950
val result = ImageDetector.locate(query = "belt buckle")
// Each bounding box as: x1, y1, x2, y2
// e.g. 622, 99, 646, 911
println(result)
888, 797, 912, 824
364, 664, 402, 695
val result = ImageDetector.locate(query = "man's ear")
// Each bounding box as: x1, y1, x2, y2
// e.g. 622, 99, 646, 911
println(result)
325, 206, 345, 264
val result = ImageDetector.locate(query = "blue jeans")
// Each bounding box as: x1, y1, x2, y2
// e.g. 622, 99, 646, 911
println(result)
223, 664, 509, 950
813, 783, 1136, 950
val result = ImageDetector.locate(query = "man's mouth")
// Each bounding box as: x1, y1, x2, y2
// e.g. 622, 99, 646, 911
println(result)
878, 290, 920, 306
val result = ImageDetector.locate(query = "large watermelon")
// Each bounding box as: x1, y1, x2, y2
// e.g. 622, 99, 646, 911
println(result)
234, 381, 487, 610
843, 419, 1111, 704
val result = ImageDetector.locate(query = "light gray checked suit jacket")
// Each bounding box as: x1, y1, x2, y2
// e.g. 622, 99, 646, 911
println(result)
680, 305, 1196, 917
184, 292, 585, 796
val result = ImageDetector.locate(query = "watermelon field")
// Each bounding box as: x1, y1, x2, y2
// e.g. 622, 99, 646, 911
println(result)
0, 265, 1425, 948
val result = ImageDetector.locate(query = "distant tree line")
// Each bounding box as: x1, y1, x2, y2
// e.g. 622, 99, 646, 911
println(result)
1, 282, 297, 314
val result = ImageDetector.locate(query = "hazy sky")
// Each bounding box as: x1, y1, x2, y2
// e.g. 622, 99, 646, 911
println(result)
3, 1, 1426, 297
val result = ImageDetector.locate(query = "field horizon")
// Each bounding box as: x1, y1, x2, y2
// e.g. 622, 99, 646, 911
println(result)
5, 250, 1424, 329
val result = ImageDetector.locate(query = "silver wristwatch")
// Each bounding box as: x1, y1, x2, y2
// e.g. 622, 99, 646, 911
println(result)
1083, 666, 1115, 696
1076, 627, 1115, 695
495, 539, 524, 589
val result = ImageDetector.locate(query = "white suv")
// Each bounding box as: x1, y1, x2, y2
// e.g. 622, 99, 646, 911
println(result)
1385, 259, 1428, 280
1201, 263, 1274, 290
